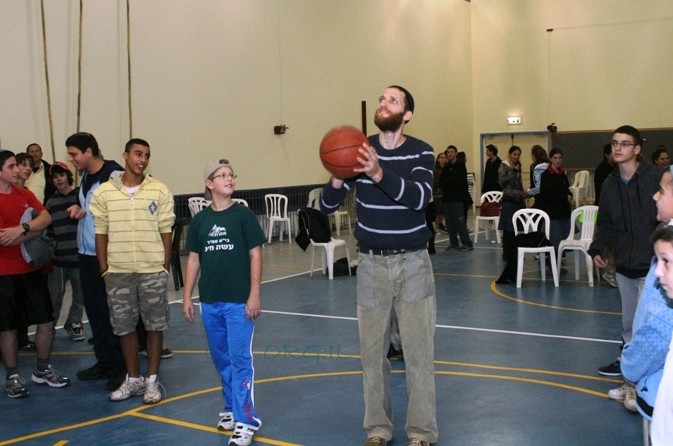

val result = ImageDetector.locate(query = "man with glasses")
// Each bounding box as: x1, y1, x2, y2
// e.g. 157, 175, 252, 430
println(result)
589, 125, 663, 411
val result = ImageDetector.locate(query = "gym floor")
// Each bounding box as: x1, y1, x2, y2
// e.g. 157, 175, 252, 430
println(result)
0, 226, 643, 446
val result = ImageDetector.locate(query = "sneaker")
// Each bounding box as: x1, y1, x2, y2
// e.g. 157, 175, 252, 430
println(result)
598, 359, 621, 377
228, 422, 259, 446
31, 365, 71, 388
109, 375, 146, 401
19, 341, 36, 351
5, 374, 29, 399
217, 412, 235, 431
445, 245, 459, 251
624, 384, 637, 412
139, 347, 174, 359
602, 272, 618, 288
143, 376, 163, 404
77, 362, 113, 381
457, 245, 474, 252
608, 383, 626, 400
408, 439, 429, 446
364, 438, 388, 446
67, 322, 86, 342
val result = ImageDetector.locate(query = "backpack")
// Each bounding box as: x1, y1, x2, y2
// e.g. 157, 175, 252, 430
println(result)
295, 207, 332, 251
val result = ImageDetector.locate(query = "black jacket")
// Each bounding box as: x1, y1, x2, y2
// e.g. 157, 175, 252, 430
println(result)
534, 167, 571, 219
588, 162, 663, 278
440, 160, 468, 203
482, 157, 502, 193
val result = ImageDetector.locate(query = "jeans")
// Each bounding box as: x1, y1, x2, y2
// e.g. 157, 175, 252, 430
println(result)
443, 201, 472, 247
615, 274, 646, 345
356, 249, 438, 443
48, 265, 84, 328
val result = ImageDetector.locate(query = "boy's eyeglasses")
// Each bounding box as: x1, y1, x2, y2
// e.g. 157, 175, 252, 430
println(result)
211, 173, 237, 180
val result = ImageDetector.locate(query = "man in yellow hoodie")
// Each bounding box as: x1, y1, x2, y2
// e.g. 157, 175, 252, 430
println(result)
90, 138, 174, 405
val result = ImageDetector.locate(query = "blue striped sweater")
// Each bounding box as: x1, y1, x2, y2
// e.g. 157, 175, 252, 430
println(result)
321, 134, 434, 250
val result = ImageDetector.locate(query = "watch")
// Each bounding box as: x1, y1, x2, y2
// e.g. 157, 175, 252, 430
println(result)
21, 223, 30, 235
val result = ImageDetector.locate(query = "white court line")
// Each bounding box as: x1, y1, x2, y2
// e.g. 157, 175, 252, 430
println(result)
263, 309, 622, 345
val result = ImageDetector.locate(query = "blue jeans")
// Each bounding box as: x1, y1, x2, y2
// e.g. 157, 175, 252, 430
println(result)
201, 301, 261, 428
443, 201, 472, 247
356, 249, 438, 443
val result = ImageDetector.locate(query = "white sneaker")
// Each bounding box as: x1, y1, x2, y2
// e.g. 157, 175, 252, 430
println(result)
608, 383, 626, 400
217, 412, 235, 431
228, 422, 260, 446
143, 376, 163, 404
109, 375, 145, 401
624, 384, 637, 412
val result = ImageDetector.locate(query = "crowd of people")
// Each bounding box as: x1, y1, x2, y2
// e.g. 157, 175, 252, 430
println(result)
3, 117, 673, 445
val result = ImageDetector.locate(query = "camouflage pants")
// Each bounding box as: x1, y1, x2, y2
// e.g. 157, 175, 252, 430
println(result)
105, 271, 169, 336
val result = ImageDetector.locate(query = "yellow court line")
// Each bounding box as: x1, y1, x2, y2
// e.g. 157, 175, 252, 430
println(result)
490, 281, 621, 315
130, 413, 302, 446
434, 360, 623, 384
434, 370, 609, 398
1, 367, 609, 446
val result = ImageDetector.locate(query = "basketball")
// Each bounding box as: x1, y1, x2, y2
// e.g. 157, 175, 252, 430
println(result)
319, 125, 368, 178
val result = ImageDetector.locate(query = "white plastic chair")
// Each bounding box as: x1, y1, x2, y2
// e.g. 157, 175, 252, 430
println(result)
265, 194, 292, 243
307, 188, 323, 209
474, 191, 502, 244
513, 208, 559, 288
310, 238, 351, 280
187, 197, 211, 217
569, 170, 590, 206
558, 205, 599, 286
467, 172, 477, 215
232, 198, 249, 207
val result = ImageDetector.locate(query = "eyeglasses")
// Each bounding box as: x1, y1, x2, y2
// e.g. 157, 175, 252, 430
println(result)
211, 173, 237, 181
611, 140, 636, 148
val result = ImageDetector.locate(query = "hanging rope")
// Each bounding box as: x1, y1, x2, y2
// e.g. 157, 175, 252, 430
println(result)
39, 0, 56, 161
76, 0, 83, 131
126, 0, 133, 137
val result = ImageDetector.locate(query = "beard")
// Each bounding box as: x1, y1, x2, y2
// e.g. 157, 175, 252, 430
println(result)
374, 109, 405, 133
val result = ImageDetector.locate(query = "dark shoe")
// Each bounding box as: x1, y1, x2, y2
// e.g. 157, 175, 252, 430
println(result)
76, 362, 113, 381
386, 345, 404, 361
445, 245, 459, 251
598, 359, 621, 377
19, 341, 36, 351
139, 347, 174, 359
457, 245, 474, 252
106, 370, 127, 391
495, 276, 514, 285
427, 246, 436, 255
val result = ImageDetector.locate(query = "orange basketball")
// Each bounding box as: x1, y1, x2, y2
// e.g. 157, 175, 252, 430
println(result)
319, 125, 368, 178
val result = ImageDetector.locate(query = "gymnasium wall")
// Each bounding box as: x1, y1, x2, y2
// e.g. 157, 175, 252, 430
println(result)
2, 1, 673, 196
0, 0, 472, 195
471, 0, 673, 194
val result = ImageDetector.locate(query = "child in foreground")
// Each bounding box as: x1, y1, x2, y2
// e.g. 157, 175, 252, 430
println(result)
182, 160, 266, 446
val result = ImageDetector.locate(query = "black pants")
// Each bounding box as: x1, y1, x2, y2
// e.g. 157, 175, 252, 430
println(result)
79, 255, 125, 373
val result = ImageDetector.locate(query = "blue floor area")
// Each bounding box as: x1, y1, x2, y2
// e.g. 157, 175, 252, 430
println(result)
0, 243, 643, 446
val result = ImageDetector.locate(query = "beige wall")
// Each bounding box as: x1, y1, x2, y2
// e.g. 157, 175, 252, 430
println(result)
471, 0, 673, 193
0, 0, 472, 194
2, 1, 672, 195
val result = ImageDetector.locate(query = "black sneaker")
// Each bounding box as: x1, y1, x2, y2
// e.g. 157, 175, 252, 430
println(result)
445, 245, 459, 251
598, 360, 621, 377
76, 362, 113, 380
139, 347, 174, 359
457, 245, 474, 252
386, 345, 404, 361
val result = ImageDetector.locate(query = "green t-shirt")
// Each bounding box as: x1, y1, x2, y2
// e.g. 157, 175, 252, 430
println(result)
186, 203, 266, 304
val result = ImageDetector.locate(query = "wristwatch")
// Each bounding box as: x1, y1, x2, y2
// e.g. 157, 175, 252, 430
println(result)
21, 223, 30, 236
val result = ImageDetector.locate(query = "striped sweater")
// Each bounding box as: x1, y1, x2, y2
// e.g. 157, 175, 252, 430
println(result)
321, 134, 434, 250
46, 188, 81, 267
90, 172, 175, 273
